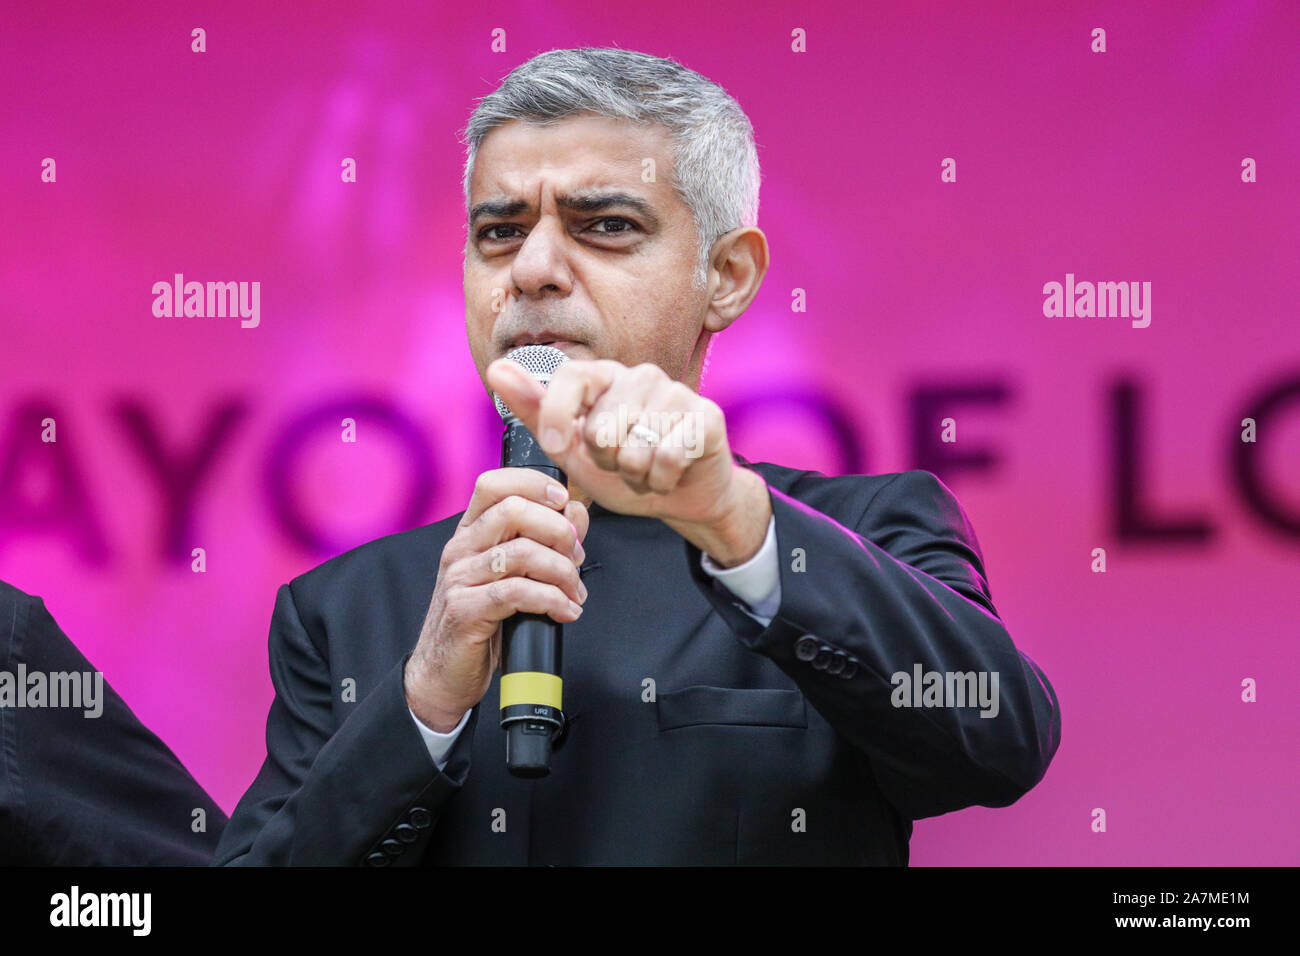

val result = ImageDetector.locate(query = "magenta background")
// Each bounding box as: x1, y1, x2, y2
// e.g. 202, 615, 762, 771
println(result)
2, 0, 1298, 865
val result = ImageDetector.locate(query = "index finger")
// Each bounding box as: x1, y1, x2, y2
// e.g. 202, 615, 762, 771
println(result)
461, 468, 569, 528
538, 359, 624, 454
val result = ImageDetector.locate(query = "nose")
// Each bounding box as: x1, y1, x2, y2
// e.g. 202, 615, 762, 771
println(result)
510, 216, 572, 297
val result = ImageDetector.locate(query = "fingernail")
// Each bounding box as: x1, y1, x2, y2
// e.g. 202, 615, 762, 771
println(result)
541, 427, 565, 453
573, 540, 585, 564
568, 600, 583, 617
547, 483, 568, 506
577, 580, 588, 602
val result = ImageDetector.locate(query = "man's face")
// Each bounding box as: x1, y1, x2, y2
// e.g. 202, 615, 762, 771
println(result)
464, 112, 712, 394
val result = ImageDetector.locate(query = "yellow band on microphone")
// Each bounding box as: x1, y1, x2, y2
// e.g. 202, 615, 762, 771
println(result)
500, 672, 563, 710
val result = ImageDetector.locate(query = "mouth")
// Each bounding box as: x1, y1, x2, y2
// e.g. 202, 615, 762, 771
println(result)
504, 338, 586, 357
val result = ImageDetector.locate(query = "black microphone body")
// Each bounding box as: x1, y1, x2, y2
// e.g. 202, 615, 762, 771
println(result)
498, 407, 567, 776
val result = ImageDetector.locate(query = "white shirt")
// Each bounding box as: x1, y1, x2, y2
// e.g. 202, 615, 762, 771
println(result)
407, 515, 781, 769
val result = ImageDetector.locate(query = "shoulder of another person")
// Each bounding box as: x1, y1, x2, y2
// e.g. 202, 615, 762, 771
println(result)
0, 580, 54, 666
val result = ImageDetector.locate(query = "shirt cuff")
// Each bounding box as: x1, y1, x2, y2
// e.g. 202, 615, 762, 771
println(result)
698, 514, 780, 624
408, 705, 471, 771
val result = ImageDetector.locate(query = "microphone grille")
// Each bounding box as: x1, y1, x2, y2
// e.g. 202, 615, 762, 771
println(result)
493, 344, 570, 422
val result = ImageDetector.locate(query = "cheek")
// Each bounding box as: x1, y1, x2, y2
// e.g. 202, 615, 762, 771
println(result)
638, 295, 692, 343
464, 280, 488, 314
463, 305, 495, 362
468, 322, 496, 365
464, 281, 500, 328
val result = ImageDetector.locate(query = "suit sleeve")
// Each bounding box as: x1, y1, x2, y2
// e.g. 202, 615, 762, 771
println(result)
212, 582, 477, 866
683, 469, 1061, 820
0, 587, 227, 865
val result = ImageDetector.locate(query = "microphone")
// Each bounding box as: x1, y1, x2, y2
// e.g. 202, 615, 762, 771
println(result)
492, 344, 571, 777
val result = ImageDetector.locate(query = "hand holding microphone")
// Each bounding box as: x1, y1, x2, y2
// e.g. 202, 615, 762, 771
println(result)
403, 346, 588, 754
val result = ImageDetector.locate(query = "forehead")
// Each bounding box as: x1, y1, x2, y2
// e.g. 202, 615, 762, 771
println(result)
468, 112, 680, 214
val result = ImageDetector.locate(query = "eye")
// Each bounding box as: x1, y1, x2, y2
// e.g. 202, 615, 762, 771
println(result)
590, 217, 637, 234
478, 224, 521, 242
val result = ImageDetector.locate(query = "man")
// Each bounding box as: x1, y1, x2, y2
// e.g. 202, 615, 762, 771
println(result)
0, 580, 228, 864
214, 47, 1059, 866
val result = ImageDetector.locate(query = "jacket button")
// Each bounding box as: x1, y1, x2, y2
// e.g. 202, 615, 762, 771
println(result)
794, 635, 819, 661
395, 823, 419, 844
812, 645, 835, 670
365, 852, 390, 867
841, 658, 860, 679
409, 807, 432, 829
826, 650, 847, 675
381, 839, 404, 858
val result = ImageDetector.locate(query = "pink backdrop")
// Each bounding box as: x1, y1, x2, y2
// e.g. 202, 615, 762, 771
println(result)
2, 0, 1297, 865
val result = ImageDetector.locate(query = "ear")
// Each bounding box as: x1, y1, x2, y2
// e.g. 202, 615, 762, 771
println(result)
703, 227, 770, 333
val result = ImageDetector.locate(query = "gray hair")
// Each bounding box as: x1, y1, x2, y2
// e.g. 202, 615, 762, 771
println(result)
459, 47, 761, 291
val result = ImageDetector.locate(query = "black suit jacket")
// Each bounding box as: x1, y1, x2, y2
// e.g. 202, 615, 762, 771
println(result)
214, 457, 1060, 865
0, 581, 228, 865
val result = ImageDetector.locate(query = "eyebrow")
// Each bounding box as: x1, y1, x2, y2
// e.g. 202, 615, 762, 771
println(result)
469, 191, 662, 231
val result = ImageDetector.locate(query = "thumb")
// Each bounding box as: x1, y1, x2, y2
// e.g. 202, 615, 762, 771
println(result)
487, 359, 546, 431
